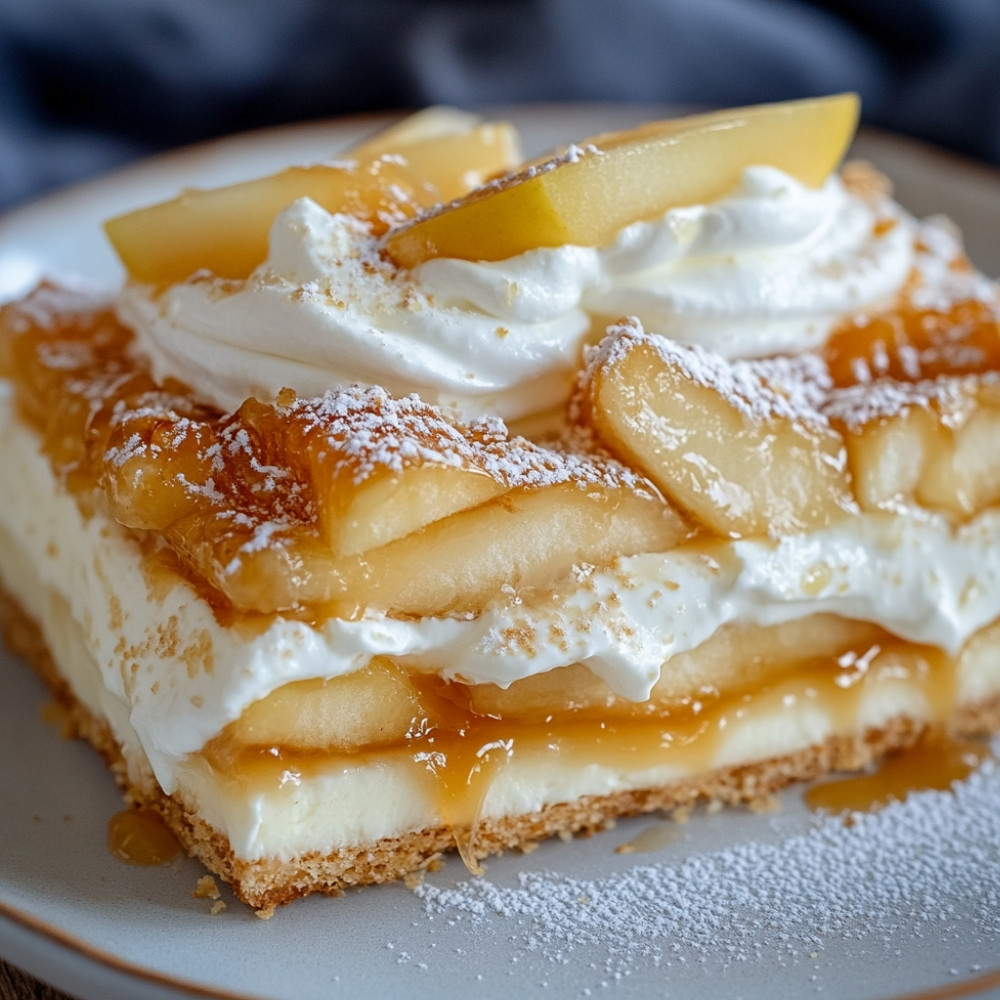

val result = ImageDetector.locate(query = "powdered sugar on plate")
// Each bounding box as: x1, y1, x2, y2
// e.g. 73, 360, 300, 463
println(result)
411, 747, 1000, 988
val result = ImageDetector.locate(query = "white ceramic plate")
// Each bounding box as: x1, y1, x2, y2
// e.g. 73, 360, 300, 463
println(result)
2, 106, 1000, 1000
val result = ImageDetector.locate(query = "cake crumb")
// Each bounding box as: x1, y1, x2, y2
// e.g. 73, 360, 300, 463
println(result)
193, 875, 221, 900
210, 900, 226, 916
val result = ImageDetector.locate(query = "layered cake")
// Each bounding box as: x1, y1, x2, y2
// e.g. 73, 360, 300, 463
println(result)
2, 95, 1000, 913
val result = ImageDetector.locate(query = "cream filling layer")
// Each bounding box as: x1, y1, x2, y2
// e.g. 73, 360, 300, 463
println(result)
4, 380, 1000, 811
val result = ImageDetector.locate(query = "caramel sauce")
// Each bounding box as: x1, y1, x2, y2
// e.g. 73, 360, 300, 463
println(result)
805, 731, 991, 815
107, 808, 182, 866
824, 282, 1000, 387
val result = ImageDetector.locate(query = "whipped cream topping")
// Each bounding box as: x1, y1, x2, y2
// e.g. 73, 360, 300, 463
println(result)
119, 166, 913, 420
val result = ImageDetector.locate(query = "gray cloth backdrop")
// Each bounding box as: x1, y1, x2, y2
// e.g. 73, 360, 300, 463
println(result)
1, 0, 999, 210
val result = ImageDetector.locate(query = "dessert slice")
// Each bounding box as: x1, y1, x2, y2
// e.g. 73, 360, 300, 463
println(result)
3, 99, 1000, 917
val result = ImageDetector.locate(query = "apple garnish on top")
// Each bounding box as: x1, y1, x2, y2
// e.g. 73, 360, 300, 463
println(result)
384, 93, 859, 268
103, 107, 521, 284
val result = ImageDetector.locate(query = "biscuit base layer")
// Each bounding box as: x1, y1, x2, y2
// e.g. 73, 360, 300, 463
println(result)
4, 580, 1000, 914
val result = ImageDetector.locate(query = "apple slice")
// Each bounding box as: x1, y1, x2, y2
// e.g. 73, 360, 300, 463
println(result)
352, 106, 485, 155
318, 464, 507, 557
334, 477, 685, 617
104, 112, 521, 284
251, 390, 512, 556
830, 376, 1000, 516
464, 615, 884, 722
584, 320, 854, 537
385, 93, 859, 268
353, 108, 521, 200
217, 657, 425, 752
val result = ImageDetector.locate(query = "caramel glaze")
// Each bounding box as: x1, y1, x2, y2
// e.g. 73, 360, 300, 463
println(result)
107, 808, 182, 866
823, 265, 1000, 387
202, 634, 970, 854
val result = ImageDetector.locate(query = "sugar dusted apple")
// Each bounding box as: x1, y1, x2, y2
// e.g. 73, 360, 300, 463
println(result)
827, 376, 1000, 517
582, 319, 855, 538
102, 380, 685, 616
265, 390, 511, 557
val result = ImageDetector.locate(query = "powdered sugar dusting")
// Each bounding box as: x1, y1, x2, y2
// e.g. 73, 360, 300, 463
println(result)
413, 752, 1000, 981
286, 385, 655, 494
587, 317, 832, 426
823, 373, 998, 429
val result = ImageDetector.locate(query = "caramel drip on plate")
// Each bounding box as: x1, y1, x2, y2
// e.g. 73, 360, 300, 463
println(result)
107, 808, 182, 866
805, 732, 992, 815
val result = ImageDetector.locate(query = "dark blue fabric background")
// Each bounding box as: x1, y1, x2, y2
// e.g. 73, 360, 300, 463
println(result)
2, 0, 999, 210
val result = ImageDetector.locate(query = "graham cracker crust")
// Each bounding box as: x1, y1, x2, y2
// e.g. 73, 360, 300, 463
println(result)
3, 579, 1000, 915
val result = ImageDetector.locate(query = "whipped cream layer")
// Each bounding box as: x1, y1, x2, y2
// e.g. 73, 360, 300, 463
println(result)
119, 167, 913, 420
3, 382, 1000, 797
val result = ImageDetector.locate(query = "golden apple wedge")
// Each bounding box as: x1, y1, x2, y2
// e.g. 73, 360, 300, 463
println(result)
335, 479, 686, 617
216, 658, 425, 752
104, 114, 521, 284
385, 93, 859, 268
316, 464, 508, 557
352, 106, 485, 155
353, 107, 521, 198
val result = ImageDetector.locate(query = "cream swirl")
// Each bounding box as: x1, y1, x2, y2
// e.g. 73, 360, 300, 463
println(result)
119, 166, 913, 420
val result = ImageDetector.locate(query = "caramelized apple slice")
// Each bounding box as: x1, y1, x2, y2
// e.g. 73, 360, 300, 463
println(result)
218, 658, 424, 752
829, 376, 1000, 516
336, 477, 685, 617
465, 615, 884, 722
320, 465, 507, 557
104, 159, 424, 284
170, 469, 679, 617
584, 321, 854, 537
105, 113, 521, 284
385, 93, 859, 267
168, 508, 345, 613
253, 389, 511, 556
102, 405, 221, 531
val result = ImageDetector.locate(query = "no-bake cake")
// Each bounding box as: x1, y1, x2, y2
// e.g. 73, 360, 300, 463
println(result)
3, 96, 1000, 913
